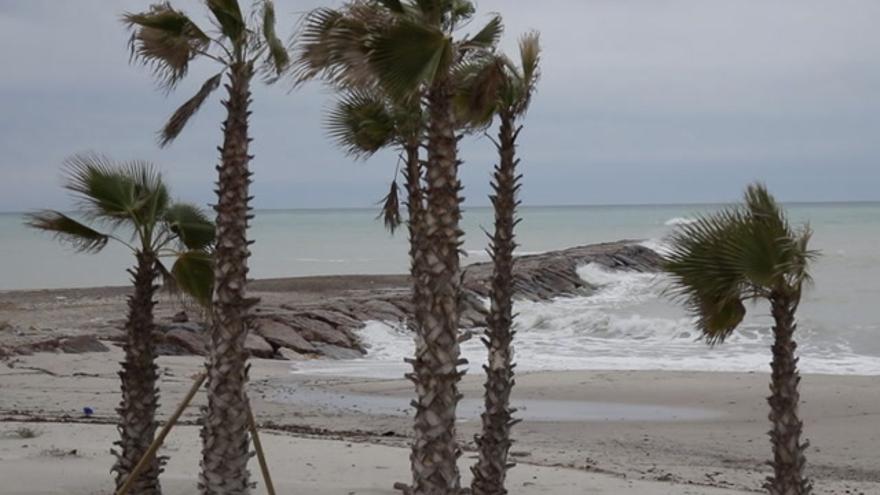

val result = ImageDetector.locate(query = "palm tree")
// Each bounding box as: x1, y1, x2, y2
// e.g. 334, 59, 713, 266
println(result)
664, 183, 816, 495
123, 2, 288, 491
26, 153, 213, 495
324, 88, 432, 356
462, 33, 541, 495
294, 2, 503, 492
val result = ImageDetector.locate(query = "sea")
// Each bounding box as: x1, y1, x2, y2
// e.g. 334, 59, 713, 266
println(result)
2, 203, 879, 376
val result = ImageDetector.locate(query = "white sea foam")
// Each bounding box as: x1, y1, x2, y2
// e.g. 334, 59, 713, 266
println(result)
639, 238, 672, 256
291, 262, 880, 378
664, 216, 697, 226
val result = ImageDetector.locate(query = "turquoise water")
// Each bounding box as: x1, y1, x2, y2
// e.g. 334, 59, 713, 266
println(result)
3, 203, 879, 375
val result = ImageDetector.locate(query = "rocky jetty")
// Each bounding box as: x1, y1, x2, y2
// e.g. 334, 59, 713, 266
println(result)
0, 241, 663, 360
156, 241, 662, 360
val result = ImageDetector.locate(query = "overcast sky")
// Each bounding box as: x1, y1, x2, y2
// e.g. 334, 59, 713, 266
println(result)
1, 0, 879, 212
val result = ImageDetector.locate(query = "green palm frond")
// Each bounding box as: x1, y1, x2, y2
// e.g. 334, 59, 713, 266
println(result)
123, 3, 210, 89
160, 72, 223, 146
63, 153, 168, 225
163, 203, 215, 250
170, 249, 214, 306
664, 183, 816, 343
377, 0, 406, 14
413, 0, 440, 22
260, 0, 290, 77
453, 53, 504, 127
463, 15, 503, 49
369, 20, 451, 97
25, 211, 110, 254
326, 90, 397, 158
206, 0, 246, 43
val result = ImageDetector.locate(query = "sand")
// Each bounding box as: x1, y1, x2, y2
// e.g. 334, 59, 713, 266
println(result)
1, 282, 878, 494
2, 348, 878, 494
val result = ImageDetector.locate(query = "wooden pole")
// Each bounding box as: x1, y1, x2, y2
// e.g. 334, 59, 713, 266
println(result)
115, 372, 207, 495
247, 400, 276, 495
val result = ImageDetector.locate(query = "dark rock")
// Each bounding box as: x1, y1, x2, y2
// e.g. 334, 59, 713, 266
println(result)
286, 315, 355, 349
245, 333, 275, 359
164, 329, 206, 355
297, 309, 361, 329
171, 311, 189, 323
57, 335, 108, 353
359, 299, 405, 322
278, 348, 307, 361
255, 319, 317, 354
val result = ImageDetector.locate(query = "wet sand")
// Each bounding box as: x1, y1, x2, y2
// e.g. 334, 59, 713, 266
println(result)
1, 280, 878, 493
1, 348, 878, 494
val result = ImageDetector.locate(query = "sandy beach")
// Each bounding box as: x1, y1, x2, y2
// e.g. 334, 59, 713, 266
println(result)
1, 282, 878, 494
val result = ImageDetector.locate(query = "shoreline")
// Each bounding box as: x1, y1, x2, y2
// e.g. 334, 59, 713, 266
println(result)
2, 348, 879, 494
2, 248, 878, 493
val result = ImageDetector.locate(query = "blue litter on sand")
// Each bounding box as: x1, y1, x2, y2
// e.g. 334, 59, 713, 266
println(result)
83, 407, 94, 417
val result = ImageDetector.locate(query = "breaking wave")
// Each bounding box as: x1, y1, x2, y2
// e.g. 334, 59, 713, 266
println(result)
664, 217, 697, 226
291, 263, 880, 378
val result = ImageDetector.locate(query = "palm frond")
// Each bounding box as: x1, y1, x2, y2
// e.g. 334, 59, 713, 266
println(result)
512, 31, 541, 114
156, 259, 181, 297
443, 0, 476, 29
206, 0, 246, 43
171, 249, 214, 307
463, 15, 502, 50
664, 182, 816, 343
25, 211, 110, 254
518, 31, 541, 90
453, 54, 504, 127
160, 72, 223, 147
369, 20, 451, 97
63, 153, 168, 227
163, 202, 215, 250
326, 90, 397, 157
377, 0, 406, 14
63, 153, 139, 221
123, 3, 210, 89
260, 0, 290, 77
378, 176, 402, 234
291, 6, 382, 88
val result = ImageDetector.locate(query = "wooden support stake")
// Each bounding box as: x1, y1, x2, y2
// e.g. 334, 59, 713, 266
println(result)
115, 372, 207, 495
247, 400, 276, 495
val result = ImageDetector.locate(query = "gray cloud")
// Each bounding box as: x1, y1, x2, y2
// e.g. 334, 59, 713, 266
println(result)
1, 0, 878, 212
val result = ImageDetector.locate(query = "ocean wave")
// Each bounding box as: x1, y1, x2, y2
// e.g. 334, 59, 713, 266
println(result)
290, 263, 880, 378
664, 217, 697, 226
639, 238, 672, 256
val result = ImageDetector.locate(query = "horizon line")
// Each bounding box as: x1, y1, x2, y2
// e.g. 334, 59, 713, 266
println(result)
2, 199, 879, 215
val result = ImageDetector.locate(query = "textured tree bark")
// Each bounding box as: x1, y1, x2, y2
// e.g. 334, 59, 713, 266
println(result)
403, 140, 429, 354
471, 111, 520, 495
113, 251, 163, 495
199, 62, 256, 495
400, 81, 465, 495
765, 291, 812, 495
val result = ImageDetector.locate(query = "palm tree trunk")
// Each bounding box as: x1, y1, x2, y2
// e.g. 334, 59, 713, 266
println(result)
403, 140, 429, 361
200, 62, 256, 495
403, 81, 465, 495
766, 291, 812, 495
471, 112, 521, 495
113, 251, 163, 495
